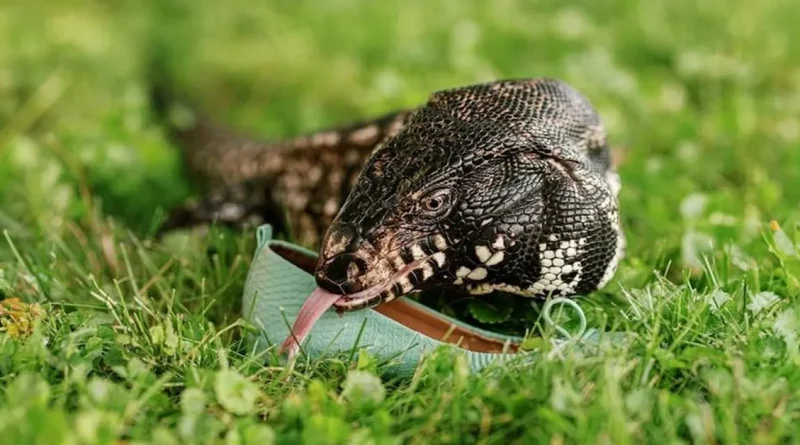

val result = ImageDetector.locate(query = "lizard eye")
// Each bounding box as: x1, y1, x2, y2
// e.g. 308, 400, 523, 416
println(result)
425, 197, 444, 210
418, 189, 452, 216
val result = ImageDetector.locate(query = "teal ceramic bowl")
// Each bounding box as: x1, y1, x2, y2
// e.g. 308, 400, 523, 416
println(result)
242, 224, 625, 377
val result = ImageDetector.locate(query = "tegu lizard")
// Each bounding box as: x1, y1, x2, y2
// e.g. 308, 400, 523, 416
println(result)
154, 78, 625, 348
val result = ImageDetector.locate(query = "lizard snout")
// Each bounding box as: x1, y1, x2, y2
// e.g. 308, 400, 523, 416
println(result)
315, 253, 370, 294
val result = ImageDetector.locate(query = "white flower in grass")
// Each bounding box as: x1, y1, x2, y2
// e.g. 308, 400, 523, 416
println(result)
747, 291, 780, 315
706, 290, 730, 312
341, 370, 385, 405
773, 309, 798, 347
680, 193, 707, 220
727, 245, 753, 271
771, 221, 797, 257
681, 230, 714, 271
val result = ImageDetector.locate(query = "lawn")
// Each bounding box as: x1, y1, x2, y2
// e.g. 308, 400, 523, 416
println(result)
2, 0, 800, 443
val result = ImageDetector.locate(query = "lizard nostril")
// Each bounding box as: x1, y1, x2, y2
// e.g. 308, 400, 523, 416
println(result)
322, 253, 368, 285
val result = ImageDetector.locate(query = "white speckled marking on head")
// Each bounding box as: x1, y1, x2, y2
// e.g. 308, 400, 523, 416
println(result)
431, 252, 446, 267
497, 283, 537, 296
391, 254, 406, 271
397, 276, 413, 293
421, 263, 434, 280
433, 234, 448, 251
492, 235, 505, 250
484, 251, 504, 266
598, 209, 625, 289
528, 234, 587, 297
475, 245, 492, 263
466, 267, 487, 280
456, 266, 472, 278
411, 244, 426, 260
466, 283, 495, 295
324, 232, 349, 258
605, 170, 622, 198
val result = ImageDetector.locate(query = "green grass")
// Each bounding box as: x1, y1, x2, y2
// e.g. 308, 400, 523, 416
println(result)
2, 0, 800, 443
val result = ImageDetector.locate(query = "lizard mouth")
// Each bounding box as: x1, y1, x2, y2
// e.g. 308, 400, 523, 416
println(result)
274, 243, 524, 359
280, 257, 434, 356
332, 258, 429, 309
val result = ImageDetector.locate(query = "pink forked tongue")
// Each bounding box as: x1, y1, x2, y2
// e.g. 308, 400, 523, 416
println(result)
279, 288, 343, 358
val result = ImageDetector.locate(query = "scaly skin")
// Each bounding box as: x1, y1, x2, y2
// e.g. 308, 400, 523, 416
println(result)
155, 78, 624, 311
154, 87, 411, 247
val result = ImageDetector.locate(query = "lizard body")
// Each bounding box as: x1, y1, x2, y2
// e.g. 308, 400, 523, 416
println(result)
156, 92, 411, 247
155, 78, 624, 311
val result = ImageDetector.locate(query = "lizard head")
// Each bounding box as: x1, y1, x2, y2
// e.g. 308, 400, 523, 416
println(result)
314, 78, 623, 311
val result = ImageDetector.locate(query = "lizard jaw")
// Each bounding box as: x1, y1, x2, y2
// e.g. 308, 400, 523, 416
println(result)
330, 258, 429, 310
279, 258, 431, 357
